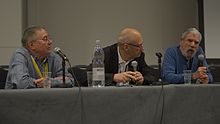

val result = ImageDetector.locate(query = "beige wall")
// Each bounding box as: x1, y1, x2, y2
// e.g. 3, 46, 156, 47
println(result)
0, 0, 198, 65
0, 0, 23, 65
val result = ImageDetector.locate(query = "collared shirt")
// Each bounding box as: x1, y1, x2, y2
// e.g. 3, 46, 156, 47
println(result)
117, 46, 130, 73
5, 47, 74, 89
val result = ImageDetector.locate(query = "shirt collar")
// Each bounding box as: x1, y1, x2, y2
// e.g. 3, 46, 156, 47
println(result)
29, 51, 48, 64
117, 46, 130, 65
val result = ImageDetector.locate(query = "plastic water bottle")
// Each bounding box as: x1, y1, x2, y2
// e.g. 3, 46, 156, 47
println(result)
92, 40, 105, 87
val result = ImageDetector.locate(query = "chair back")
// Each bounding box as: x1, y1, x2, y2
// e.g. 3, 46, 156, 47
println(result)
209, 65, 220, 83
68, 65, 88, 86
0, 65, 9, 89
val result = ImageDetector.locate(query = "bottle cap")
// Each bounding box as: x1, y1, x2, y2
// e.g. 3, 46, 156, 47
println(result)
96, 40, 100, 43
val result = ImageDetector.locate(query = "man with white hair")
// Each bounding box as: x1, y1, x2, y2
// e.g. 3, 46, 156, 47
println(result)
162, 28, 213, 84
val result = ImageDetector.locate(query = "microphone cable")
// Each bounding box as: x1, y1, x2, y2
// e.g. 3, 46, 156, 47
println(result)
54, 47, 83, 124
159, 78, 165, 124
66, 60, 82, 90
66, 60, 83, 124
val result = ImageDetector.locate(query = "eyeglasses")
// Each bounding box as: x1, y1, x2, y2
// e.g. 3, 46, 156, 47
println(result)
36, 36, 52, 42
126, 43, 143, 48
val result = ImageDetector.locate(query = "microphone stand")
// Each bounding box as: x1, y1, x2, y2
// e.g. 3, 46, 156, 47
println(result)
156, 52, 162, 83
156, 52, 165, 124
62, 58, 66, 85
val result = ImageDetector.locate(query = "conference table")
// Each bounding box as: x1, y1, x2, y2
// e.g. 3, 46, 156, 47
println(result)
0, 84, 220, 124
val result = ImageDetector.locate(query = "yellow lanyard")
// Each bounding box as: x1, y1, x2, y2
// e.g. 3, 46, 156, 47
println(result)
31, 56, 48, 78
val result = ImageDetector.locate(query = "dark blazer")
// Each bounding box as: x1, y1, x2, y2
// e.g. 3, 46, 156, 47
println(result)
104, 43, 158, 86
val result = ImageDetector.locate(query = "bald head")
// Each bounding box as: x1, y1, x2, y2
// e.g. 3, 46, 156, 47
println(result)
118, 28, 143, 45
117, 28, 144, 61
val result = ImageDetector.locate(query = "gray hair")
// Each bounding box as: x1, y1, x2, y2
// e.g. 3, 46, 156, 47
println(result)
21, 26, 46, 47
181, 28, 202, 41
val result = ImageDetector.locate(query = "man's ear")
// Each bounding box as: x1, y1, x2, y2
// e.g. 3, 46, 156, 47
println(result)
27, 41, 35, 50
180, 38, 184, 45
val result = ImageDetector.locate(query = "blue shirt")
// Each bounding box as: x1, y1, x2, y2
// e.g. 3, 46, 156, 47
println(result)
5, 47, 74, 89
162, 46, 213, 84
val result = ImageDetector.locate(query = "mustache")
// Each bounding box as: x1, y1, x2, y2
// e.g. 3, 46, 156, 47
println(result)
187, 49, 195, 53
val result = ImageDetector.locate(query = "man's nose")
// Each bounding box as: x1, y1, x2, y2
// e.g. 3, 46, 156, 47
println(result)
48, 39, 52, 44
190, 41, 195, 47
140, 45, 144, 52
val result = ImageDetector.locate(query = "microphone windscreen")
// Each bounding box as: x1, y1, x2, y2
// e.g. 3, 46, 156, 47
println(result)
131, 61, 138, 67
198, 54, 204, 61
131, 61, 138, 71
198, 54, 205, 67
54, 47, 61, 53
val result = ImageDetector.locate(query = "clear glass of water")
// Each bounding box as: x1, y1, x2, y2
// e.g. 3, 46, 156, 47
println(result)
183, 70, 192, 84
43, 72, 52, 88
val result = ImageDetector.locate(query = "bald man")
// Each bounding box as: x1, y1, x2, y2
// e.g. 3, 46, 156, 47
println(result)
103, 28, 158, 86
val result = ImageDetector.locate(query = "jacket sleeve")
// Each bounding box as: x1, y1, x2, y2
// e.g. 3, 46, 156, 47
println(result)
5, 51, 36, 89
162, 48, 184, 83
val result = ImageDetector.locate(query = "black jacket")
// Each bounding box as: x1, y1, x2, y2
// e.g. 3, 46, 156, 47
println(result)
104, 43, 158, 86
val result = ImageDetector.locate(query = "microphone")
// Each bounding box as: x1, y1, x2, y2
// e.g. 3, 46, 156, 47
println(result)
198, 54, 205, 67
54, 47, 69, 85
156, 52, 162, 58
54, 47, 68, 61
131, 61, 138, 71
196, 54, 205, 84
156, 52, 163, 83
